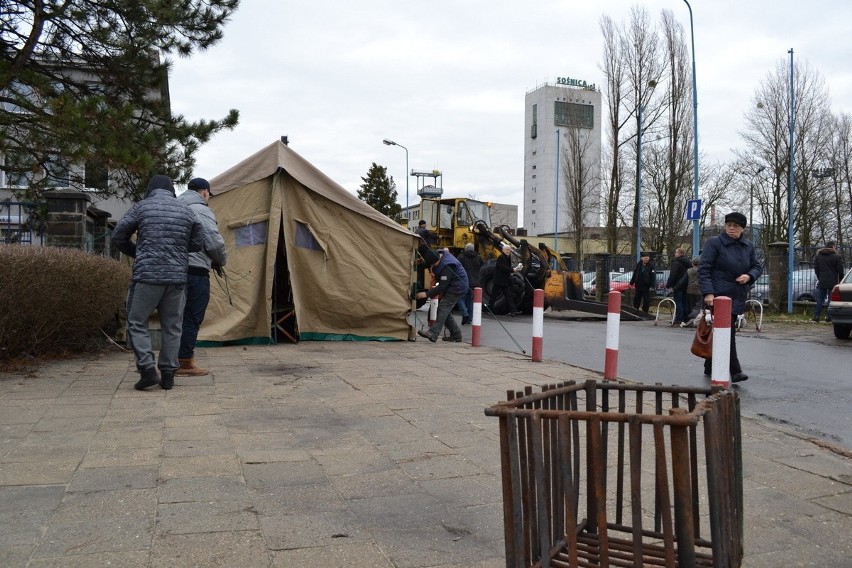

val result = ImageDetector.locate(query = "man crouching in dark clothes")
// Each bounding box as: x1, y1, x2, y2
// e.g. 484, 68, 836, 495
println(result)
415, 247, 469, 342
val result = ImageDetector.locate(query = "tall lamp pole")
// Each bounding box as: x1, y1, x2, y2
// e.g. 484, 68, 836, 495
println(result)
382, 139, 409, 223
636, 103, 644, 264
684, 0, 700, 256
554, 129, 560, 257
787, 49, 795, 314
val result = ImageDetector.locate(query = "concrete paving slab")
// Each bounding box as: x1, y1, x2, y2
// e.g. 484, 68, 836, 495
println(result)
0, 341, 849, 567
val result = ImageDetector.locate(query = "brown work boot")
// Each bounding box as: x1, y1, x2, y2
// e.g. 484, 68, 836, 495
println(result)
176, 358, 209, 376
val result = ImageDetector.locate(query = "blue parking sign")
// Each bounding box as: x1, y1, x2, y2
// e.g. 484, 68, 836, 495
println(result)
686, 199, 702, 221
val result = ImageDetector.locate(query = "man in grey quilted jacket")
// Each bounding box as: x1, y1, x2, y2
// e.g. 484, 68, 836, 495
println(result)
176, 177, 227, 376
112, 175, 203, 391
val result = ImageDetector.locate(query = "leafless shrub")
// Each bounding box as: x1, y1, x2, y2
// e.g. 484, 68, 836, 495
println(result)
0, 245, 131, 360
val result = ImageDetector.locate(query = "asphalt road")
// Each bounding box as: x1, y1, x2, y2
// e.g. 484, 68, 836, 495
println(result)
475, 311, 852, 451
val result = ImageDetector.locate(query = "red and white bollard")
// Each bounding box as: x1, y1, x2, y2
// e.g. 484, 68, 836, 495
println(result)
471, 287, 482, 347
531, 289, 544, 362
428, 296, 438, 327
604, 291, 621, 380
711, 296, 732, 388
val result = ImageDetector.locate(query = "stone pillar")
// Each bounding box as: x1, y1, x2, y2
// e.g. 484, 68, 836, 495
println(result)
594, 253, 611, 302
766, 242, 788, 311
44, 190, 90, 249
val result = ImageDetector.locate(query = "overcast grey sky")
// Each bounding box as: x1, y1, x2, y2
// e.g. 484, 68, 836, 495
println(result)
169, 0, 852, 221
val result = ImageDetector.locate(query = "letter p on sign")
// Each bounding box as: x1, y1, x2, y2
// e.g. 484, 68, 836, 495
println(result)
686, 199, 702, 221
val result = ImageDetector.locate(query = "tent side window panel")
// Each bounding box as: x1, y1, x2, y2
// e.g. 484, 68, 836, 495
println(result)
294, 221, 324, 252
234, 221, 268, 247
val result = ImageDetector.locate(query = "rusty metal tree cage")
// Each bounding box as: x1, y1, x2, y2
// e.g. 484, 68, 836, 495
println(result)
484, 380, 743, 568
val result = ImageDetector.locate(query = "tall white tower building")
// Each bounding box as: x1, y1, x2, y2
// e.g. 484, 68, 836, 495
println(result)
523, 78, 602, 238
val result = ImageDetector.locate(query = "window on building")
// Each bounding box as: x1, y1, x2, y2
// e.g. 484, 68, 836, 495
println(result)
84, 160, 109, 190
44, 156, 70, 188
531, 103, 538, 139
554, 101, 593, 129
531, 199, 536, 204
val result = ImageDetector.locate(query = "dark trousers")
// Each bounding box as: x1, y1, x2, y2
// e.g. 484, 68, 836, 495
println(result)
178, 272, 210, 359
496, 282, 518, 313
673, 289, 689, 322
704, 317, 742, 376
633, 288, 651, 312
813, 287, 831, 320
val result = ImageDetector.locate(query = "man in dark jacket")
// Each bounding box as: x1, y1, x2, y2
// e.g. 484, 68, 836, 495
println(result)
458, 243, 483, 324
666, 247, 692, 324
494, 245, 520, 315
629, 253, 655, 313
112, 175, 203, 391
812, 241, 845, 322
177, 178, 227, 376
415, 250, 468, 342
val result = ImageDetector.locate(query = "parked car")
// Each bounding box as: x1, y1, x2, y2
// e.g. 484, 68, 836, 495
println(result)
827, 268, 852, 339
582, 272, 596, 296
748, 269, 819, 303
609, 271, 634, 293
609, 269, 670, 297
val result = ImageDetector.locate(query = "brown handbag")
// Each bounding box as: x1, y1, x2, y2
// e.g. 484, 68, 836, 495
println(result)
690, 310, 713, 359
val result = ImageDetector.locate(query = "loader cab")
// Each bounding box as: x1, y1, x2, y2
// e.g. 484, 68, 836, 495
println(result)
420, 197, 492, 253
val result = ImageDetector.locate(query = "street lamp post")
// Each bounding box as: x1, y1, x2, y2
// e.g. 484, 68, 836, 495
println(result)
382, 139, 409, 222
635, 81, 656, 264
683, 0, 700, 256
636, 102, 644, 264
787, 48, 795, 314
555, 129, 560, 257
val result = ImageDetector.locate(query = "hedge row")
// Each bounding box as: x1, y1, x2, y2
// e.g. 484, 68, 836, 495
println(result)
0, 245, 131, 360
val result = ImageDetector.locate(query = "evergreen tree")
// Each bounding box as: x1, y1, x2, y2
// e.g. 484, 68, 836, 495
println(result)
358, 162, 402, 220
0, 0, 241, 200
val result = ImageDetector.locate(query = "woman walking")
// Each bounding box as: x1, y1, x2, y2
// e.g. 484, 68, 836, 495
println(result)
697, 212, 762, 382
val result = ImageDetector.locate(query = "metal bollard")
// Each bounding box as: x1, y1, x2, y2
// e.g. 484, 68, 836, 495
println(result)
711, 296, 732, 388
531, 289, 544, 361
604, 290, 621, 380
471, 287, 482, 347
428, 297, 438, 327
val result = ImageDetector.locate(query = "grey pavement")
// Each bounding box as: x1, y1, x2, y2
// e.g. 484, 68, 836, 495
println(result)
1, 339, 850, 567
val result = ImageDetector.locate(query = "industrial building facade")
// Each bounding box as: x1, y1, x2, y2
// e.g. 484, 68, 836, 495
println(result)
523, 79, 602, 239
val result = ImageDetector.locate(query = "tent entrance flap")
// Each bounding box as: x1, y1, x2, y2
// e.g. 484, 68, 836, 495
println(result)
272, 234, 298, 343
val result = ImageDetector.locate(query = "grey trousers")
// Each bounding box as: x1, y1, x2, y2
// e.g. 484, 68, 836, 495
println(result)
126, 282, 186, 373
429, 290, 463, 339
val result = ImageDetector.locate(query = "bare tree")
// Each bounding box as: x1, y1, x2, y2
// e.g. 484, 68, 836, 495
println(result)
641, 10, 694, 258
560, 125, 600, 261
820, 112, 852, 246
599, 15, 630, 253
625, 6, 666, 258
739, 59, 833, 247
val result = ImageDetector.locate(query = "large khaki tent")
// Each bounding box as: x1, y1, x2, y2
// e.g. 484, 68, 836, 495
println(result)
200, 140, 418, 343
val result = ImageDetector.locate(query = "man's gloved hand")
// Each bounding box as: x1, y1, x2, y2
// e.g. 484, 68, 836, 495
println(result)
212, 264, 224, 277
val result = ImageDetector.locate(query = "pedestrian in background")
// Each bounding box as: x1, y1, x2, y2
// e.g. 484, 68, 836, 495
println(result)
680, 257, 702, 327
812, 241, 844, 323
458, 242, 483, 325
415, 249, 468, 342
112, 175, 203, 391
666, 247, 692, 324
698, 211, 762, 383
494, 245, 520, 315
629, 253, 655, 314
177, 178, 227, 377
